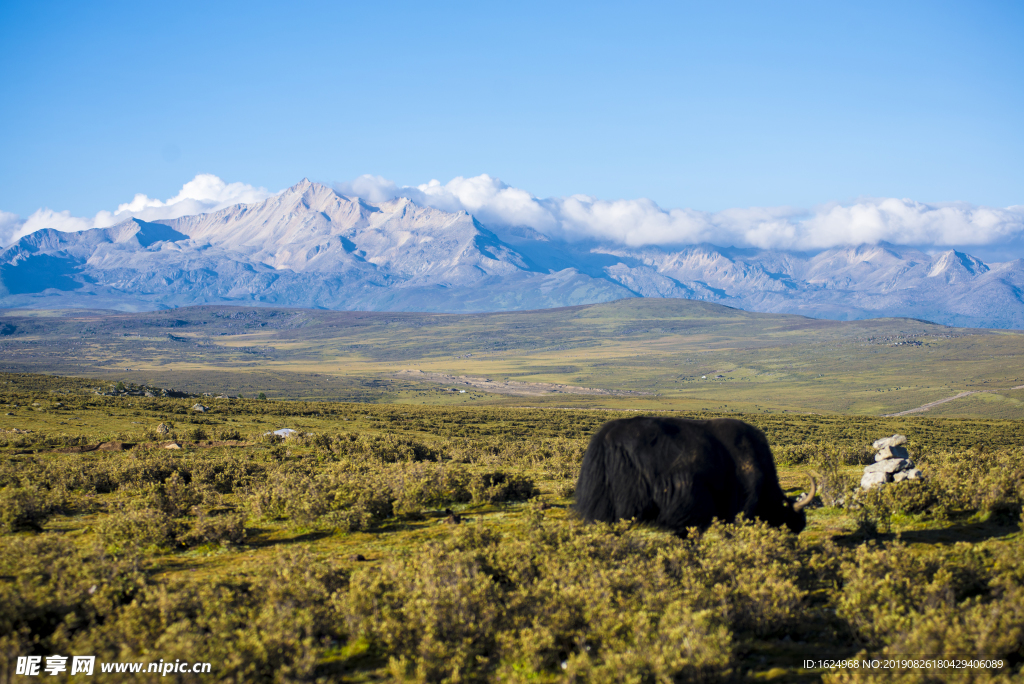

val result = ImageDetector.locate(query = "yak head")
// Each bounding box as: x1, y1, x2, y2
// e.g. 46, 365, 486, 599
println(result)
778, 474, 816, 533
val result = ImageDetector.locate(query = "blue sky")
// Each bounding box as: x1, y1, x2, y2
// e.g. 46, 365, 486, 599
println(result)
1, 1, 1021, 236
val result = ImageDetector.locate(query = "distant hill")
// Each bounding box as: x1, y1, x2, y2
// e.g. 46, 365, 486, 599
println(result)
2, 179, 1022, 328
0, 298, 1020, 418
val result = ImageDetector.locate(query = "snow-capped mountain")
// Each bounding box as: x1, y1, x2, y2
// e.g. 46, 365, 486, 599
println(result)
1, 180, 1022, 328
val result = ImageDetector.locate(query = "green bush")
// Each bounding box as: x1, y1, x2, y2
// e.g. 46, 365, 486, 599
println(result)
659, 518, 811, 638
919, 448, 1024, 521
837, 542, 991, 648
97, 504, 175, 550
469, 470, 538, 503
0, 535, 147, 657
177, 509, 246, 547
390, 463, 473, 517
247, 471, 328, 526
337, 433, 447, 463
345, 517, 740, 682
51, 549, 347, 683
215, 426, 243, 441
850, 487, 894, 537
0, 486, 54, 532
246, 461, 537, 529
183, 425, 208, 441
827, 542, 1024, 683
150, 470, 205, 517
811, 446, 857, 508
776, 442, 872, 467
879, 479, 939, 515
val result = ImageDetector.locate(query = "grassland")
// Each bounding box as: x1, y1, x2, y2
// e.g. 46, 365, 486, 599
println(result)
1, 372, 1022, 682
1, 298, 1022, 418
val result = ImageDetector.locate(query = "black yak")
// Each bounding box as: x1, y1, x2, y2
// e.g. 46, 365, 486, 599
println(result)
574, 417, 815, 534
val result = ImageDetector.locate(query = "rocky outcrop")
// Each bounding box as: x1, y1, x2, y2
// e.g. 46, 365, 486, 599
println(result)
860, 434, 923, 489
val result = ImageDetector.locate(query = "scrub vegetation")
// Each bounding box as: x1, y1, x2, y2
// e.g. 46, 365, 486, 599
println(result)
1, 298, 1022, 418
1, 371, 1022, 682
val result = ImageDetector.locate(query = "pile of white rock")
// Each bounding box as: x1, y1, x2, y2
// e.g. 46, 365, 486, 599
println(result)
860, 434, 923, 489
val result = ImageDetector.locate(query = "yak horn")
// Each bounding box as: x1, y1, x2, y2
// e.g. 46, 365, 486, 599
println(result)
792, 473, 817, 512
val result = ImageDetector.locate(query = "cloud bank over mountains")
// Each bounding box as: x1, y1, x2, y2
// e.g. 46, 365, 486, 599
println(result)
0, 175, 274, 247
2, 178, 1022, 328
336, 174, 1024, 255
3, 173, 1023, 257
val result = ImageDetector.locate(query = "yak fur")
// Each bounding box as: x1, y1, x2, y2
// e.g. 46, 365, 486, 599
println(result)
574, 417, 808, 535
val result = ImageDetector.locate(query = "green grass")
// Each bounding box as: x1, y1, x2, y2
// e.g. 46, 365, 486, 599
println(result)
1, 371, 1023, 682
2, 298, 1023, 417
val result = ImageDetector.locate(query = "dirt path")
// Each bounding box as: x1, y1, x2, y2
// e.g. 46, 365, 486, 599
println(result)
882, 383, 1024, 417
882, 391, 978, 417
392, 369, 650, 397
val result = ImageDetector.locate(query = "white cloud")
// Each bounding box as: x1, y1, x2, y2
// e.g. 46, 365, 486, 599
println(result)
5, 172, 1023, 255
336, 174, 1024, 253
334, 175, 406, 204
0, 210, 25, 248
1, 174, 276, 246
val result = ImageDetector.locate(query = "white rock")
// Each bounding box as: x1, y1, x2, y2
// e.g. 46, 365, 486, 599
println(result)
864, 458, 912, 476
892, 468, 923, 482
875, 445, 910, 461
872, 434, 908, 450
861, 470, 889, 489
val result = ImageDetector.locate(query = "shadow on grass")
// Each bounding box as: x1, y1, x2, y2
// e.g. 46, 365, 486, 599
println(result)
896, 520, 1020, 545
244, 527, 333, 547
832, 519, 1020, 547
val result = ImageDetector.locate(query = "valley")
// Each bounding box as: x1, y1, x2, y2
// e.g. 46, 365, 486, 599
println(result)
2, 297, 1022, 418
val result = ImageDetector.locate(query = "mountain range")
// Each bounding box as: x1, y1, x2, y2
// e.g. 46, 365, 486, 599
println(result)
1, 179, 1021, 328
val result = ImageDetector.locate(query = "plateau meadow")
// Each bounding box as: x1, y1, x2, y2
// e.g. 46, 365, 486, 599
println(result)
1, 298, 1023, 681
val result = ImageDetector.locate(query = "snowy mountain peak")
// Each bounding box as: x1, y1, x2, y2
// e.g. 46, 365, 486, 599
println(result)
107, 218, 188, 247
1, 181, 1022, 328
927, 250, 990, 280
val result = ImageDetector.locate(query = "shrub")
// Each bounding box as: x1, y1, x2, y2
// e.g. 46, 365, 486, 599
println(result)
318, 465, 396, 526
469, 470, 538, 503
177, 510, 246, 547
850, 487, 893, 537
827, 543, 1024, 683
919, 448, 1024, 521
342, 517, 819, 681
390, 463, 473, 518
777, 441, 873, 467
247, 471, 328, 526
347, 545, 504, 681
183, 425, 208, 441
97, 504, 175, 550
215, 426, 243, 441
660, 519, 810, 638
54, 549, 347, 682
246, 461, 538, 529
0, 535, 147, 657
0, 486, 53, 532
836, 541, 991, 649
339, 433, 446, 464
151, 470, 204, 517
811, 446, 857, 508
879, 479, 939, 515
